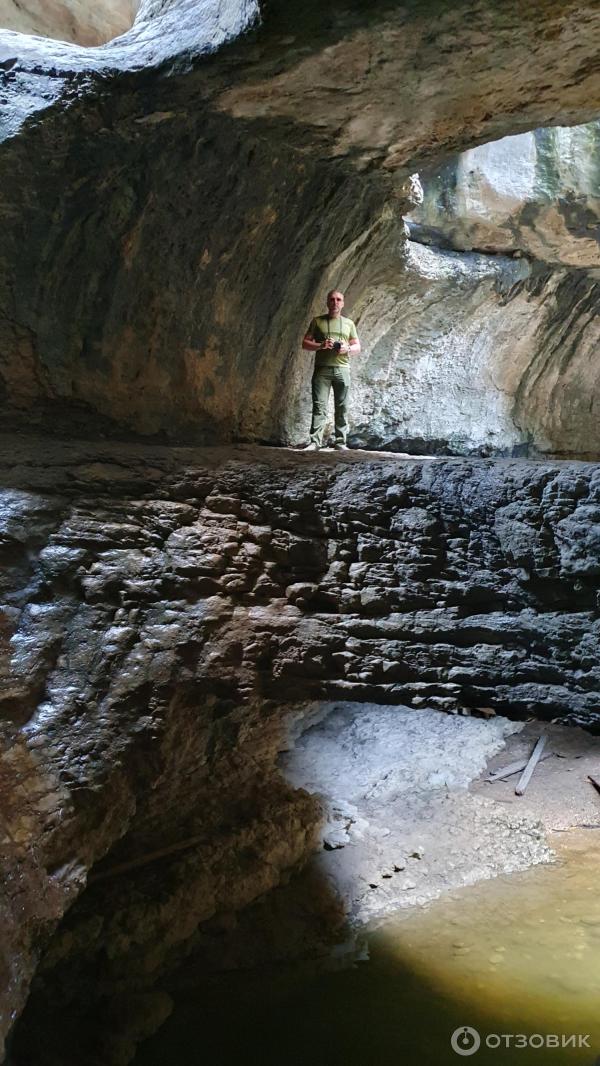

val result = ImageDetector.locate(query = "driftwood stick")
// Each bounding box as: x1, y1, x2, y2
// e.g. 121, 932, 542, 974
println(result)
88, 832, 207, 884
488, 751, 552, 782
515, 734, 547, 796
588, 774, 600, 797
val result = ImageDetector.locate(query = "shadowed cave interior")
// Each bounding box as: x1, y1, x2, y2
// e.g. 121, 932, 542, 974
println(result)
2, 1, 600, 1064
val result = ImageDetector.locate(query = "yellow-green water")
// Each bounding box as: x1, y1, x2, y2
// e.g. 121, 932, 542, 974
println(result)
137, 831, 600, 1066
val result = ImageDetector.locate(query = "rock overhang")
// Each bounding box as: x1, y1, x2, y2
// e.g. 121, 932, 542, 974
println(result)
3, 0, 600, 163
2, 2, 600, 450
3, 434, 600, 1059
0, 0, 142, 49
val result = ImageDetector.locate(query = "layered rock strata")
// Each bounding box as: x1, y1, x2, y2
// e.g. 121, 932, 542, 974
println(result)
2, 435, 600, 1058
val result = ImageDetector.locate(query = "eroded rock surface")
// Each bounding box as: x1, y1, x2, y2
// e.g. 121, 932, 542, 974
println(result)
283, 708, 600, 931
409, 122, 600, 267
340, 120, 600, 458
344, 240, 600, 459
283, 704, 548, 926
2, 435, 600, 1059
2, 1, 600, 452
0, 0, 140, 47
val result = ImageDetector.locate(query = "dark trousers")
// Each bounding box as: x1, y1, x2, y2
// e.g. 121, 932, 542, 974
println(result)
310, 366, 350, 446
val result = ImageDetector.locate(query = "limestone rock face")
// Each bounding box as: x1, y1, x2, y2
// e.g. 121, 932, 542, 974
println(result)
409, 123, 600, 268
2, 436, 600, 1059
346, 244, 536, 457
342, 246, 600, 459
335, 122, 600, 458
2, 0, 600, 452
2, 1, 600, 1058
0, 0, 140, 47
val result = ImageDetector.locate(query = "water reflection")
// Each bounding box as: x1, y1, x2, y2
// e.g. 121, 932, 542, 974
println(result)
136, 831, 600, 1066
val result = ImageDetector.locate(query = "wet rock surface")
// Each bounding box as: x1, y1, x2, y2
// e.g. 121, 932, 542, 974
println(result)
2, 434, 600, 1059
2, 1, 600, 1059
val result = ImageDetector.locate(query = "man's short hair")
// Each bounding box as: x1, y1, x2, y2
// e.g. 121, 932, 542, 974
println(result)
327, 288, 344, 298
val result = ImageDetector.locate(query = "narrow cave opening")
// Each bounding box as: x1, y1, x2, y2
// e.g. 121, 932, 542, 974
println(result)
342, 119, 600, 460
0, 0, 141, 47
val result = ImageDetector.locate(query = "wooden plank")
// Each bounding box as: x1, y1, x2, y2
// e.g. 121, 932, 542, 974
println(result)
88, 832, 207, 884
515, 734, 547, 796
487, 751, 552, 782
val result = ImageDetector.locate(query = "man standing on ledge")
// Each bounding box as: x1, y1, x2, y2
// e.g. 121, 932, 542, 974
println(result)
302, 289, 361, 451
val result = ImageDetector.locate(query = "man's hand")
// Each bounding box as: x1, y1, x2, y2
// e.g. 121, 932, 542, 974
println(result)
302, 334, 359, 354
322, 340, 349, 352
302, 334, 323, 352
328, 341, 350, 353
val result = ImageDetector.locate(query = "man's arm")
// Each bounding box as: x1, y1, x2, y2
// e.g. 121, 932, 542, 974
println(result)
302, 333, 324, 352
343, 323, 361, 356
302, 318, 332, 352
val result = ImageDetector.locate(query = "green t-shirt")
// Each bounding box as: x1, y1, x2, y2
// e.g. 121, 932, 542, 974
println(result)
307, 315, 358, 367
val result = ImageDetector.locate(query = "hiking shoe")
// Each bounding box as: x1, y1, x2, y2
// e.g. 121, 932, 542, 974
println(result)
334, 443, 349, 451
305, 442, 320, 451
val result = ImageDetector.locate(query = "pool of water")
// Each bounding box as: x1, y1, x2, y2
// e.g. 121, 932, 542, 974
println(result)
136, 831, 600, 1066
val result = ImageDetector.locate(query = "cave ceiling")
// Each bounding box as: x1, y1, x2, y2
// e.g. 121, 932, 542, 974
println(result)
0, 0, 141, 48
3, 0, 600, 168
1, 0, 600, 448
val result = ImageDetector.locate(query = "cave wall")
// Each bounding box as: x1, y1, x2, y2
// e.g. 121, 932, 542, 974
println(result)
337, 242, 540, 457
2, 437, 600, 1056
0, 0, 140, 47
2, 0, 600, 449
327, 121, 600, 458
410, 122, 600, 266
340, 245, 600, 459
0, 97, 392, 441
2, 0, 600, 1052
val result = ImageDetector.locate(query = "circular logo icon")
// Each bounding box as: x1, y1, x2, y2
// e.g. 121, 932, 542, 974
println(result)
451, 1026, 481, 1056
